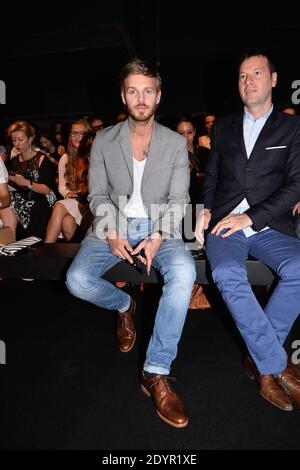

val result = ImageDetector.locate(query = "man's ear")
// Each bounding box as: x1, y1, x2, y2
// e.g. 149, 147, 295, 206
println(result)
156, 89, 161, 105
272, 72, 277, 88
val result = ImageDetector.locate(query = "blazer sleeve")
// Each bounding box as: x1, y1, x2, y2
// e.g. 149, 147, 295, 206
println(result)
88, 133, 117, 237
152, 137, 190, 237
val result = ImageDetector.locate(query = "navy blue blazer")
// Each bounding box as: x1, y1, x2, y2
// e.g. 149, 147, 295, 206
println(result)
202, 110, 300, 237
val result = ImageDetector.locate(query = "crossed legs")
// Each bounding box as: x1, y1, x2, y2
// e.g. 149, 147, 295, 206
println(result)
45, 202, 77, 242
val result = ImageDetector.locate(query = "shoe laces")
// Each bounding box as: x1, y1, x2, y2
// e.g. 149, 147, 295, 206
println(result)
149, 375, 177, 392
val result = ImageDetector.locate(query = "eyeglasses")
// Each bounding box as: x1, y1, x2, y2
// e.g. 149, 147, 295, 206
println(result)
71, 131, 87, 137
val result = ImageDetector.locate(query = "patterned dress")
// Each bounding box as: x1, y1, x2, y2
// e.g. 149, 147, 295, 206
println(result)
8, 152, 57, 238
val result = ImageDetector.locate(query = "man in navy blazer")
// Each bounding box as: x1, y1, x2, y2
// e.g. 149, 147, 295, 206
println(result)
196, 50, 300, 413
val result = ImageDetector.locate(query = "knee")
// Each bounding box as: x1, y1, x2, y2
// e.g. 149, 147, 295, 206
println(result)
52, 202, 66, 216
280, 255, 300, 279
66, 265, 92, 298
66, 262, 104, 300
211, 259, 247, 285
66, 266, 83, 297
62, 214, 76, 231
169, 255, 197, 287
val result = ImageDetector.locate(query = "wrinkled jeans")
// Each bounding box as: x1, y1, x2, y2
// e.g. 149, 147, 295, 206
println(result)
66, 218, 196, 375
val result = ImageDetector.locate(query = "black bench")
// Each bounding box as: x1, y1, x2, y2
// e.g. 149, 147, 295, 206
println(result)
0, 243, 276, 285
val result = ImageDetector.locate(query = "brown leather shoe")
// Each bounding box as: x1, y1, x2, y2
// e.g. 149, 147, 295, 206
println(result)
288, 357, 300, 379
188, 284, 211, 310
116, 298, 136, 353
244, 356, 292, 411
140, 371, 188, 428
274, 362, 300, 412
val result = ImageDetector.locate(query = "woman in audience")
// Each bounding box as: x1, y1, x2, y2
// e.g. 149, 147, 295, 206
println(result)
175, 113, 202, 202
39, 129, 65, 167
45, 119, 93, 243
198, 113, 216, 150
175, 113, 211, 309
0, 120, 57, 240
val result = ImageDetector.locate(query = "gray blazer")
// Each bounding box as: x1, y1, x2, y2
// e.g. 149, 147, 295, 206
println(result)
86, 120, 190, 242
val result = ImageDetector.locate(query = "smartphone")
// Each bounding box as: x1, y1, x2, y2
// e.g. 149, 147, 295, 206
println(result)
128, 253, 146, 274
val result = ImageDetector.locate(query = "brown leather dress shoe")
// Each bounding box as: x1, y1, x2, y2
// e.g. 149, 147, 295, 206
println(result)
244, 356, 292, 411
274, 362, 300, 412
140, 371, 188, 428
116, 298, 136, 353
288, 357, 300, 379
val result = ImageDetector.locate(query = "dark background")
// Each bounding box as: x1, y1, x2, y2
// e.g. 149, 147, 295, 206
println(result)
0, 1, 299, 124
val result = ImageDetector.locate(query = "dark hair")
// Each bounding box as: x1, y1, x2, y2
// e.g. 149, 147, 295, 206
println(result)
175, 112, 196, 129
38, 128, 56, 143
279, 105, 297, 115
119, 58, 161, 92
238, 49, 277, 74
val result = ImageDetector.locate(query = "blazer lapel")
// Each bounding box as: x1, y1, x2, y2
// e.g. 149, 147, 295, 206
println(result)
142, 122, 161, 184
119, 121, 133, 182
248, 110, 280, 161
232, 112, 247, 160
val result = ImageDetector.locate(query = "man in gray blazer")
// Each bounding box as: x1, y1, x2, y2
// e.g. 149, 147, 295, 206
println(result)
66, 58, 196, 428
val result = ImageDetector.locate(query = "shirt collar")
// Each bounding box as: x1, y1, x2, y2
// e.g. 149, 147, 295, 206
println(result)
244, 104, 273, 123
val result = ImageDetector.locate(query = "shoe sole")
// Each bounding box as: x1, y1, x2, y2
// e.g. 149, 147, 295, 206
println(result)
119, 300, 137, 353
140, 384, 189, 428
275, 379, 300, 412
245, 366, 293, 411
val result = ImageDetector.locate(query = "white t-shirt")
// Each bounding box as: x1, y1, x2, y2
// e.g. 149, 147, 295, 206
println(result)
124, 157, 148, 218
0, 158, 8, 184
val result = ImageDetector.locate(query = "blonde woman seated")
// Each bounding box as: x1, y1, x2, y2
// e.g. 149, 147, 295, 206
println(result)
45, 119, 93, 243
0, 120, 57, 240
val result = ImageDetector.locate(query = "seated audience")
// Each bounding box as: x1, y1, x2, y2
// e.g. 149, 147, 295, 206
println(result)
0, 120, 57, 240
45, 119, 93, 243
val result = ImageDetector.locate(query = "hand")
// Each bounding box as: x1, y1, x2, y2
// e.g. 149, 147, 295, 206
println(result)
194, 208, 211, 246
131, 232, 163, 274
293, 202, 300, 215
107, 230, 133, 263
10, 174, 29, 187
211, 213, 252, 238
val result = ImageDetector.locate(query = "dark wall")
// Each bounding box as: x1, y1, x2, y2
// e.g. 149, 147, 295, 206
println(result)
0, 3, 299, 123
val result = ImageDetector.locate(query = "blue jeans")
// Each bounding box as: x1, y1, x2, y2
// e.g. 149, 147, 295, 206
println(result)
66, 218, 196, 375
206, 229, 300, 375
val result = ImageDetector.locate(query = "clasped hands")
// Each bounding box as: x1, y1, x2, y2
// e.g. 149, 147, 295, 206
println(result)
107, 229, 162, 275
9, 174, 30, 187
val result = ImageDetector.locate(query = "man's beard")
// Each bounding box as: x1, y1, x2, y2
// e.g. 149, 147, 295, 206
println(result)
128, 104, 157, 121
